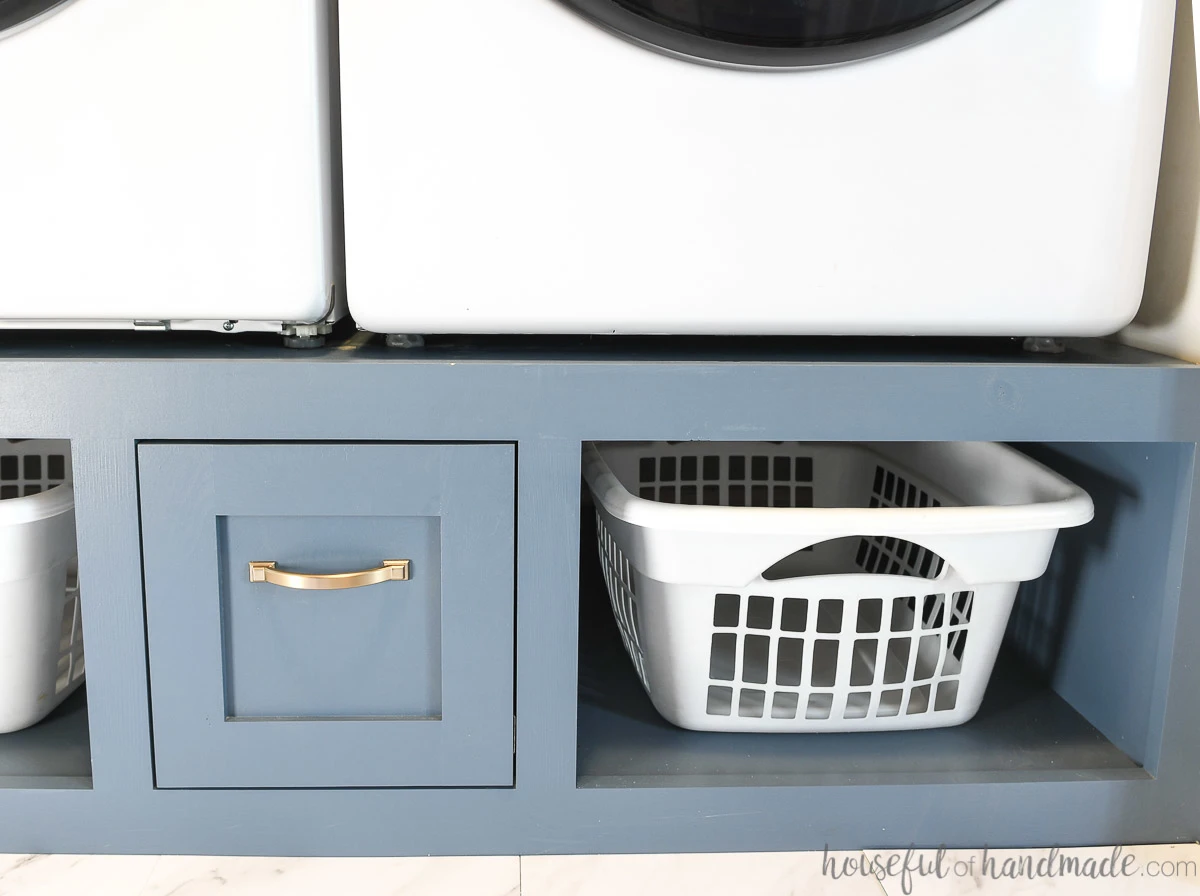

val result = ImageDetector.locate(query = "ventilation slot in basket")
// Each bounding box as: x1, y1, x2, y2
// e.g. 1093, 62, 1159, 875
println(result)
704, 590, 973, 722
55, 573, 85, 696
637, 452, 814, 509
0, 448, 68, 500
596, 514, 648, 691
855, 464, 946, 579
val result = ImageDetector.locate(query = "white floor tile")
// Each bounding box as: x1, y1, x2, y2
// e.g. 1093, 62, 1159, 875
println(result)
0, 854, 520, 896
520, 851, 885, 896
0, 855, 162, 896
862, 844, 1200, 896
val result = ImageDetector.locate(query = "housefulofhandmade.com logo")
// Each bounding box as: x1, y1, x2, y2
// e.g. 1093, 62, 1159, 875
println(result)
823, 846, 1197, 894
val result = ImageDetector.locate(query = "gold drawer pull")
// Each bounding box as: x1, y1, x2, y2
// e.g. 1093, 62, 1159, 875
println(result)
248, 560, 410, 591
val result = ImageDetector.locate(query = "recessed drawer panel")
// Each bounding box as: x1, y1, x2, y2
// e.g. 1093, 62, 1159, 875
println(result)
138, 443, 515, 789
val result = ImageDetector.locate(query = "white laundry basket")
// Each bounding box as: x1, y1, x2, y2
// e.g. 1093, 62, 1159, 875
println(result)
583, 441, 1094, 733
0, 440, 81, 734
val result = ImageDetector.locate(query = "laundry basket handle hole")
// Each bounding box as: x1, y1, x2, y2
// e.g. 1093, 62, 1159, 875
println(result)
761, 535, 947, 581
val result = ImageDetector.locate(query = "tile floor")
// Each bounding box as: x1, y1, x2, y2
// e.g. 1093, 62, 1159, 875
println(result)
1, 845, 1197, 895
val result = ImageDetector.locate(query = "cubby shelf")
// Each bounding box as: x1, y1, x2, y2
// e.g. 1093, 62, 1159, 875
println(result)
576, 439, 1187, 789
0, 688, 91, 790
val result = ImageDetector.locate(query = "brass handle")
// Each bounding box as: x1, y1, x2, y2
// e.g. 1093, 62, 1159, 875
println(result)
248, 560, 410, 591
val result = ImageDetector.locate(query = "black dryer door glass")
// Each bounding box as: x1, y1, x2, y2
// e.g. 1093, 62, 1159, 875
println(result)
561, 0, 1003, 67
0, 0, 71, 33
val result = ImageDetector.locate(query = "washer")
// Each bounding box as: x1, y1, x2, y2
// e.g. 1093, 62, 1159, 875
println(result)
339, 0, 1174, 338
0, 0, 343, 343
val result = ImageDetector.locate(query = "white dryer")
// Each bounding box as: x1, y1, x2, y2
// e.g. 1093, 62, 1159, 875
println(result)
339, 0, 1174, 338
0, 0, 343, 345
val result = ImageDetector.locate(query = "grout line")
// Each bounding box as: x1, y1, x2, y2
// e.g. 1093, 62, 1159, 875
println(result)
131, 853, 162, 896
861, 849, 891, 896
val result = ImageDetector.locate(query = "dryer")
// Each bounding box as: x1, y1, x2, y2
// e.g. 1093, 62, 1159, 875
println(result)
0, 0, 343, 345
339, 0, 1175, 338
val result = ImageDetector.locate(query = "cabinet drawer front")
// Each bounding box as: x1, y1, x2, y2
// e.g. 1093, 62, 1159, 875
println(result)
139, 443, 515, 789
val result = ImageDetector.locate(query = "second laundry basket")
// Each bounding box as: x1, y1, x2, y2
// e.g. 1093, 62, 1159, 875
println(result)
583, 441, 1093, 733
0, 440, 81, 734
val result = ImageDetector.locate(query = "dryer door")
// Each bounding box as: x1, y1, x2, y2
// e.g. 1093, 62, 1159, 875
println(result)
560, 0, 1003, 68
0, 0, 72, 35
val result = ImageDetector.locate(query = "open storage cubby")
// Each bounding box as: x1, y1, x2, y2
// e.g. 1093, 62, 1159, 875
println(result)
0, 438, 90, 790
577, 441, 1188, 788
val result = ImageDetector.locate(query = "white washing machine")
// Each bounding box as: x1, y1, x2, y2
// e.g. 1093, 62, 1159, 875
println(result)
0, 0, 343, 344
339, 0, 1175, 338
